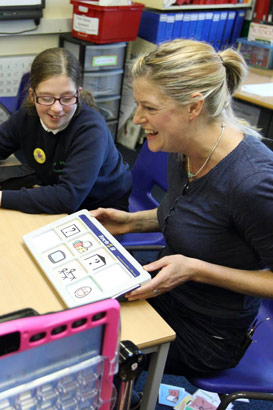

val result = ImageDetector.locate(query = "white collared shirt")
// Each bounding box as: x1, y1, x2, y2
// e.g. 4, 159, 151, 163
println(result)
40, 119, 70, 135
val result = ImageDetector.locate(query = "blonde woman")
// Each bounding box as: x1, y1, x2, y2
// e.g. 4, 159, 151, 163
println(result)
92, 39, 273, 377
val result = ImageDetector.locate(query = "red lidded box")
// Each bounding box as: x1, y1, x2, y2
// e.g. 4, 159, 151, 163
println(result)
70, 0, 145, 44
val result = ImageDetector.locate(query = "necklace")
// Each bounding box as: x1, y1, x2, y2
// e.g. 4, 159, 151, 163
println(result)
187, 122, 225, 179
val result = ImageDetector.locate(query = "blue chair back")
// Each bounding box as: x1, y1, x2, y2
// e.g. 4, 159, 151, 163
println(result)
189, 298, 273, 409
129, 140, 168, 212
14, 72, 30, 111
0, 72, 30, 116
117, 141, 168, 250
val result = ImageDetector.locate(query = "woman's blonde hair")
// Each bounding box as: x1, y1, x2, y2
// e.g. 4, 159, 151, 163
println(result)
131, 39, 261, 138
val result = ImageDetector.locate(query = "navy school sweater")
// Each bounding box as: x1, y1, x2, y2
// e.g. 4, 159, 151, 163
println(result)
0, 103, 132, 214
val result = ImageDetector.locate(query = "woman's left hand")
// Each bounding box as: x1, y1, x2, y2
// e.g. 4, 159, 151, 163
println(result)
125, 255, 195, 301
126, 254, 273, 301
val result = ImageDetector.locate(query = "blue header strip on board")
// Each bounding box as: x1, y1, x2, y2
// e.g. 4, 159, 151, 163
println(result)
80, 214, 140, 278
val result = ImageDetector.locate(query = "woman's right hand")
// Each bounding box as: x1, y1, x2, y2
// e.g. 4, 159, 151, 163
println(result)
90, 207, 131, 235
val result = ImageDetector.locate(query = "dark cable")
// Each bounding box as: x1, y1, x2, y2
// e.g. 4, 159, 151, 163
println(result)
0, 25, 38, 35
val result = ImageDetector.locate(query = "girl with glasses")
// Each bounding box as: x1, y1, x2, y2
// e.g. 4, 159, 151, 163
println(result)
0, 47, 132, 214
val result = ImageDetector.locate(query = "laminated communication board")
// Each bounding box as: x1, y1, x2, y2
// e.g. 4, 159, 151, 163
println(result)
23, 209, 151, 307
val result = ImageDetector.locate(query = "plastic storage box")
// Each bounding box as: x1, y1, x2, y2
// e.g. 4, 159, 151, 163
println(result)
237, 38, 273, 69
60, 35, 127, 71
83, 69, 123, 97
82, 43, 126, 71
59, 33, 124, 140
95, 95, 121, 120
107, 119, 119, 139
70, 0, 144, 44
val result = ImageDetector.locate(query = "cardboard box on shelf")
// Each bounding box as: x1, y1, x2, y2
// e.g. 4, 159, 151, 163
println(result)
248, 22, 273, 44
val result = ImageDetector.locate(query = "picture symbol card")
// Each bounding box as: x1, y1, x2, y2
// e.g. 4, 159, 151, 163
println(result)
23, 209, 151, 307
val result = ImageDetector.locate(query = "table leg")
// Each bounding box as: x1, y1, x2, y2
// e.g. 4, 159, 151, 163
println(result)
140, 342, 170, 410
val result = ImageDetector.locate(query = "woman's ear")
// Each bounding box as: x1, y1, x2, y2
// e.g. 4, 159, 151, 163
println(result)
78, 87, 82, 96
29, 88, 35, 103
188, 92, 204, 120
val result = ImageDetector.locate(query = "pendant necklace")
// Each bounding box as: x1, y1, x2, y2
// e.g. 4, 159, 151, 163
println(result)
187, 122, 225, 179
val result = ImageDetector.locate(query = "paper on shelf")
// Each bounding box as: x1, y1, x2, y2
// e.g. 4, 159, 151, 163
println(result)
241, 83, 273, 97
163, 0, 177, 7
0, 0, 41, 5
74, 0, 132, 5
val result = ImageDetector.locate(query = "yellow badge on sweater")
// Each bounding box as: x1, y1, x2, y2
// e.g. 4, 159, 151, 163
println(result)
33, 148, 46, 164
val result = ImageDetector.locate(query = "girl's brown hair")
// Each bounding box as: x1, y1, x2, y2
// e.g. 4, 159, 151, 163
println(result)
24, 47, 95, 113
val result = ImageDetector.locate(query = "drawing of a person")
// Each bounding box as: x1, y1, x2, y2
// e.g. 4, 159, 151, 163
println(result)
73, 239, 92, 254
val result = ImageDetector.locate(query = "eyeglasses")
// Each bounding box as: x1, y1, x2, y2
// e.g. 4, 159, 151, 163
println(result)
34, 92, 78, 106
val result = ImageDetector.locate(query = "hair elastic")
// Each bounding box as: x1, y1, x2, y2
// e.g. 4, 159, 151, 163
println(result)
219, 55, 224, 64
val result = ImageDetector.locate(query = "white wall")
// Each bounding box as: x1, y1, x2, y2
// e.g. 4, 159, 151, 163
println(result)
0, 0, 73, 55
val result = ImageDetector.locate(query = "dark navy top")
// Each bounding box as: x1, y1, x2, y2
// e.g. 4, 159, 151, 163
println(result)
0, 103, 132, 214
157, 135, 273, 324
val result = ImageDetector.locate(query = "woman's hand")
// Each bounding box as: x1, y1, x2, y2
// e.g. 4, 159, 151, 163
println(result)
90, 207, 160, 235
126, 255, 195, 301
90, 207, 131, 235
126, 254, 273, 301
